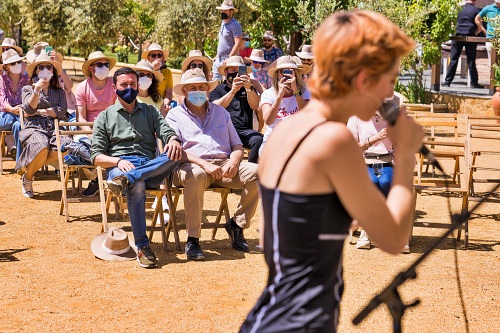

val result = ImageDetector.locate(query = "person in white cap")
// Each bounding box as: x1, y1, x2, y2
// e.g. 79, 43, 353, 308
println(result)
249, 49, 271, 89
142, 43, 174, 112
213, 0, 242, 80
475, 0, 500, 64
166, 68, 259, 260
0, 49, 29, 160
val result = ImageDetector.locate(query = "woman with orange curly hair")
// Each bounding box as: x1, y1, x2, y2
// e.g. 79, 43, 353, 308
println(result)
240, 10, 423, 332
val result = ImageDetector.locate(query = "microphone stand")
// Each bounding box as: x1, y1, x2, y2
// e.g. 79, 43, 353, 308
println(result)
353, 182, 500, 333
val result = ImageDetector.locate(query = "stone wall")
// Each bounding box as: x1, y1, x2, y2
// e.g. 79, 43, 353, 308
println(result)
430, 93, 493, 116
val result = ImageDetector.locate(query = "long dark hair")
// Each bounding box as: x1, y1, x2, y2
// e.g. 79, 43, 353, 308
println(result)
148, 77, 161, 103
30, 65, 61, 90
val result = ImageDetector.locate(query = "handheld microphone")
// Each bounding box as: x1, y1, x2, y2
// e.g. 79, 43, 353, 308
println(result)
380, 101, 443, 172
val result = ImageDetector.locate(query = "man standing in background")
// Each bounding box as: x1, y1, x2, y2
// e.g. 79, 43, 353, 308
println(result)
213, 0, 242, 80
444, 0, 482, 88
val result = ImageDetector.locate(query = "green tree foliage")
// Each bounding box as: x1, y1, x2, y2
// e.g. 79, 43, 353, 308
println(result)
21, 0, 72, 50
296, 0, 342, 43
0, 0, 22, 38
118, 0, 156, 58
66, 0, 123, 58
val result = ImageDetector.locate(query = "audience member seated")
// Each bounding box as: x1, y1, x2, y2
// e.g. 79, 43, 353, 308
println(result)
135, 60, 165, 112
17, 53, 71, 198
249, 49, 271, 90
74, 51, 117, 197
0, 49, 29, 161
91, 67, 183, 269
295, 44, 314, 82
181, 50, 213, 80
259, 55, 310, 155
166, 69, 259, 260
209, 56, 262, 163
142, 44, 174, 112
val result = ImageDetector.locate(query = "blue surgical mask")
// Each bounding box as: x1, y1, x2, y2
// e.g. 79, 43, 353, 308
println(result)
244, 41, 250, 48
116, 87, 138, 104
187, 91, 207, 107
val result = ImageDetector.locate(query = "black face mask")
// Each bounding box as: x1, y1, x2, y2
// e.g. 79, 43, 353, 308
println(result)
226, 72, 238, 83
221, 12, 229, 20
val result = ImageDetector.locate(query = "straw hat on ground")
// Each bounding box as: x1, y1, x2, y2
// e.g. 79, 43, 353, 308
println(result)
141, 43, 169, 60
268, 55, 307, 77
91, 227, 137, 261
262, 31, 277, 40
1, 49, 25, 71
217, 56, 251, 76
295, 44, 314, 59
216, 0, 238, 12
291, 56, 312, 75
181, 50, 213, 73
135, 59, 164, 83
248, 49, 268, 63
26, 52, 63, 77
82, 51, 116, 77
173, 68, 218, 96
1, 38, 23, 55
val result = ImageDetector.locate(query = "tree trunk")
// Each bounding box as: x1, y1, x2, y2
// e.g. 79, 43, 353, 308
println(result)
289, 31, 302, 56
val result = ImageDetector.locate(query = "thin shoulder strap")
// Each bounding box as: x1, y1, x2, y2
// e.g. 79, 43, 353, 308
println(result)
275, 120, 328, 187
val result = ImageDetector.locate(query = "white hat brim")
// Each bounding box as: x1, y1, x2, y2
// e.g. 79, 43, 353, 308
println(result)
295, 52, 314, 60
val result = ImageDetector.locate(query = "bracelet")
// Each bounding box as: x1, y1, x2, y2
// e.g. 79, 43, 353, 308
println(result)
367, 138, 372, 146
117, 158, 123, 167
293, 89, 301, 96
33, 89, 40, 95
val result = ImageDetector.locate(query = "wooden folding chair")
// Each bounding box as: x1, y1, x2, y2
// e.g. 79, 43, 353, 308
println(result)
412, 112, 465, 185
466, 115, 500, 210
0, 130, 13, 174
163, 176, 233, 251
412, 124, 470, 248
54, 120, 107, 224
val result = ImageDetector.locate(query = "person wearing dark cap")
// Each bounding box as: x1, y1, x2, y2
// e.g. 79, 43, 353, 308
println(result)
444, 0, 482, 88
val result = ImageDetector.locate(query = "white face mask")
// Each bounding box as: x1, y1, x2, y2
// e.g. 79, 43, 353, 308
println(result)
9, 63, 22, 74
94, 67, 109, 81
138, 76, 153, 91
38, 69, 53, 81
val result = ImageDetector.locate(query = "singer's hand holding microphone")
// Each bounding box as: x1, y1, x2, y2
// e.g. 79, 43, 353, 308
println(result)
381, 101, 427, 168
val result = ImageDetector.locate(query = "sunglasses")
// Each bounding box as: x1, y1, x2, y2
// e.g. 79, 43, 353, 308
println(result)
91, 62, 110, 68
149, 53, 164, 59
139, 72, 153, 79
37, 64, 53, 71
263, 39, 273, 42
8, 60, 23, 65
252, 61, 265, 65
2, 47, 12, 52
190, 63, 205, 69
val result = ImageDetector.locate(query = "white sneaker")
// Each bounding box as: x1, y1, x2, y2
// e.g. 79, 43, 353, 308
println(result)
22, 175, 34, 199
151, 195, 169, 211
356, 230, 371, 249
401, 244, 410, 254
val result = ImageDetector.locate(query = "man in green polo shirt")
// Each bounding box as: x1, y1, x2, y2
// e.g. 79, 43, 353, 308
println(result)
91, 67, 183, 269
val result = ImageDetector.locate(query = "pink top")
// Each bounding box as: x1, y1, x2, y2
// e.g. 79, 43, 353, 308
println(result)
347, 114, 394, 157
75, 77, 116, 122
0, 73, 30, 111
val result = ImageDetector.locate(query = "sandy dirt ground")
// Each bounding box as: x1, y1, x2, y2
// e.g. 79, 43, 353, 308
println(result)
0, 154, 499, 333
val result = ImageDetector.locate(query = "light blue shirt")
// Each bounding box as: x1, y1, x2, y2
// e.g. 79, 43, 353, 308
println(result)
479, 4, 500, 38
166, 102, 242, 160
216, 18, 242, 61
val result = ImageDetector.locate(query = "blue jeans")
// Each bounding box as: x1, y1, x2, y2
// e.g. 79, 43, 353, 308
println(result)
367, 164, 393, 197
106, 154, 179, 249
0, 112, 21, 161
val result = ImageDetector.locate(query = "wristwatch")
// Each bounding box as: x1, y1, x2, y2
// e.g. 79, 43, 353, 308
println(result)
171, 137, 181, 144
293, 89, 302, 96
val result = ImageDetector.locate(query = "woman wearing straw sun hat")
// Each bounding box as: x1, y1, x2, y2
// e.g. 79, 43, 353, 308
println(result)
134, 60, 165, 114
249, 49, 271, 89
181, 50, 213, 79
0, 49, 29, 160
142, 43, 174, 110
17, 52, 72, 198
258, 55, 310, 155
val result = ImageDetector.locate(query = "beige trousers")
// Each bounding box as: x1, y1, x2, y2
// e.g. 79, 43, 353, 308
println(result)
172, 159, 259, 238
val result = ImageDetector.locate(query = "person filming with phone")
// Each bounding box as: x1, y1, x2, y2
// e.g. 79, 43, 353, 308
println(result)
209, 56, 262, 163
258, 55, 310, 155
